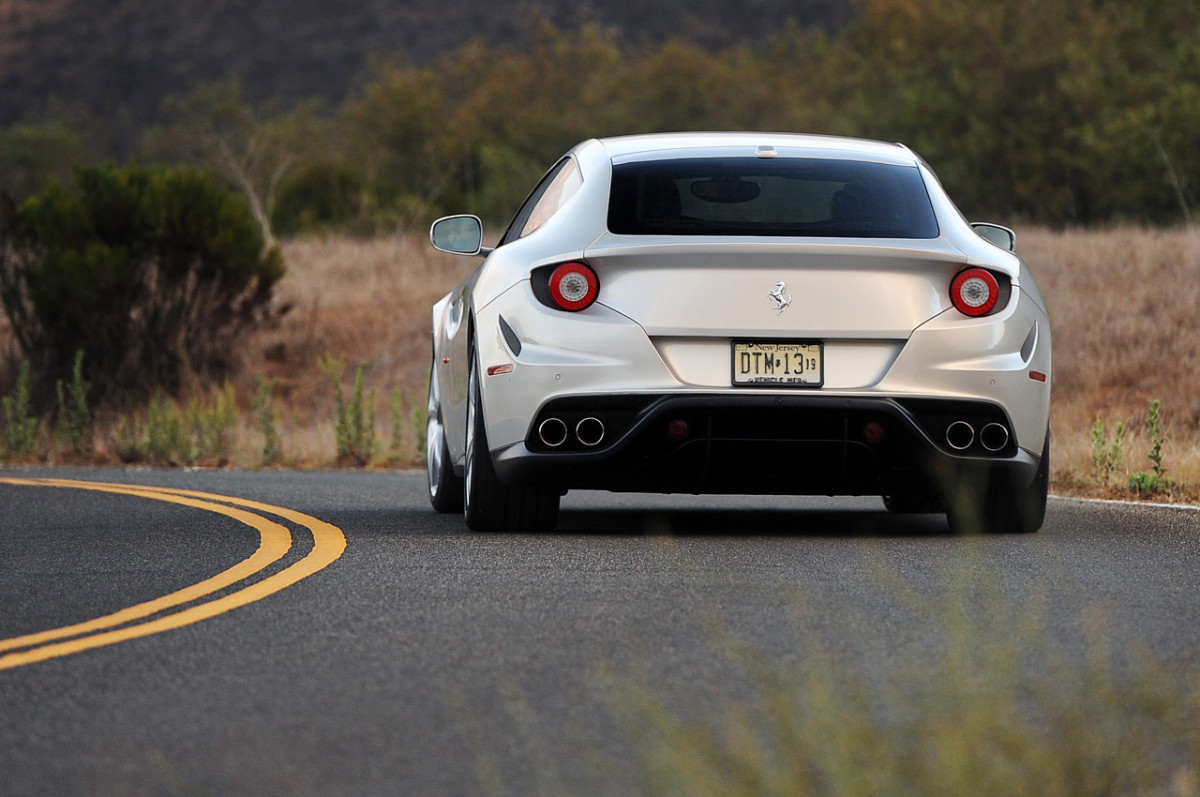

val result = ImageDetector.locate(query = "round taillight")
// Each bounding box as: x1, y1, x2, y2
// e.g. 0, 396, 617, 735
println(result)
950, 268, 1000, 317
548, 262, 599, 311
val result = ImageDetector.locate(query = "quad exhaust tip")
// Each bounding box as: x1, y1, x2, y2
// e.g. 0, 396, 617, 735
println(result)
538, 416, 606, 448
980, 422, 1010, 452
538, 418, 569, 448
576, 417, 606, 447
945, 420, 1010, 453
946, 421, 975, 451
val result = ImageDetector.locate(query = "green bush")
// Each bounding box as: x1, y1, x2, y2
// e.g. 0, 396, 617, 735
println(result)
111, 385, 240, 466
0, 163, 285, 407
319, 354, 376, 466
184, 381, 239, 464
254, 373, 283, 466
55, 349, 92, 456
270, 159, 365, 236
2, 359, 41, 458
1089, 416, 1125, 487
1129, 399, 1173, 498
8, 3, 1200, 233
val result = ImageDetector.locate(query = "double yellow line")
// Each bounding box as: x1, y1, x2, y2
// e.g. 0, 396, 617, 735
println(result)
0, 477, 347, 670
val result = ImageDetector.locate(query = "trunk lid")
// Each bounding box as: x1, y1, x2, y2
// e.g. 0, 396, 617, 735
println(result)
584, 238, 969, 339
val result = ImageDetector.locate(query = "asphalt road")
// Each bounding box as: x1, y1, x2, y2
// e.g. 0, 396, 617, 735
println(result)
2, 466, 1199, 795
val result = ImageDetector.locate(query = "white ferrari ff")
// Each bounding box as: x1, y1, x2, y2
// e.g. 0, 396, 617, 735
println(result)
426, 133, 1051, 533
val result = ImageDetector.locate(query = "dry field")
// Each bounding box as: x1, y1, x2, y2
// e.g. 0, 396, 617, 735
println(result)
236, 234, 477, 464
1021, 227, 1200, 500
4, 227, 1200, 502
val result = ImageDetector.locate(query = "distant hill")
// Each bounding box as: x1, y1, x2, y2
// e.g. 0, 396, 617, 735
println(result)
0, 0, 851, 125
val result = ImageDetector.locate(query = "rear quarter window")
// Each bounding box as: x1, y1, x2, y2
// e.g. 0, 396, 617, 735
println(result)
500, 157, 583, 245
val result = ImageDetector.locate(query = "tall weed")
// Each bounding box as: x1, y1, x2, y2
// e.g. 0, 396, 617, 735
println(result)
113, 387, 240, 466
1090, 416, 1125, 487
1130, 399, 1173, 497
146, 392, 184, 463
319, 353, 376, 466
55, 349, 91, 456
625, 588, 1200, 797
254, 373, 282, 466
185, 382, 238, 464
2, 359, 41, 458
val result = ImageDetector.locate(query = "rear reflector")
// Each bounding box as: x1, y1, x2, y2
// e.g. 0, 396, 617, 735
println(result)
486, 364, 514, 376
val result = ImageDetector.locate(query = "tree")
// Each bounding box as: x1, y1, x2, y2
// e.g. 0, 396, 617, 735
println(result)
142, 79, 325, 244
0, 163, 285, 407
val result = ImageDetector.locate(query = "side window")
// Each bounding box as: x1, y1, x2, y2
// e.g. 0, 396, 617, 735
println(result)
499, 157, 582, 246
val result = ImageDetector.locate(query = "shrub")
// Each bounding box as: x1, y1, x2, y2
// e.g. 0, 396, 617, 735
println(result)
111, 385, 240, 466
2, 359, 41, 457
319, 354, 376, 466
254, 373, 282, 466
145, 392, 186, 463
1089, 416, 1125, 487
184, 381, 238, 464
270, 159, 365, 236
0, 163, 285, 407
1129, 399, 1173, 497
55, 349, 92, 456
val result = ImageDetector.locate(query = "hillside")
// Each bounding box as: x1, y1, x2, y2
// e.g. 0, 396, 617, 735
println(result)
0, 0, 849, 125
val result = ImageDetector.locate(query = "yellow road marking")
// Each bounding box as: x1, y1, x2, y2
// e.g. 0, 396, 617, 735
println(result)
0, 479, 294, 653
0, 478, 348, 670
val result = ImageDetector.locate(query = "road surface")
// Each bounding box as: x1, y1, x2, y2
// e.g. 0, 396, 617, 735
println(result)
1, 467, 1198, 795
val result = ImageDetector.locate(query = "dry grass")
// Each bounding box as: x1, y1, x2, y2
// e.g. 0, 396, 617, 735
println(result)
231, 233, 476, 465
253, 234, 473, 405
1020, 227, 1200, 499
3, 227, 1199, 499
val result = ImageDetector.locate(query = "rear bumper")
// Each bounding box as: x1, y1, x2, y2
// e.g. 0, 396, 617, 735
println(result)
492, 393, 1042, 497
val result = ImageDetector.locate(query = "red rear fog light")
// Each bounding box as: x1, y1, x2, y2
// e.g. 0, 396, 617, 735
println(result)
863, 421, 886, 444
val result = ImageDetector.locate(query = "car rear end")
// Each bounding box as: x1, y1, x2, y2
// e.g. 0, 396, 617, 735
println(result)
473, 134, 1051, 532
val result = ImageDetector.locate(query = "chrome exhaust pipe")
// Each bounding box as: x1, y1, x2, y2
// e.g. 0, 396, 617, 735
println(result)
575, 417, 606, 447
538, 417, 569, 448
946, 421, 975, 451
980, 423, 1010, 452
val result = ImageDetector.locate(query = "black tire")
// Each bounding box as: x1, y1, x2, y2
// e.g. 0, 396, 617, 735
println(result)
463, 352, 559, 532
946, 430, 1049, 535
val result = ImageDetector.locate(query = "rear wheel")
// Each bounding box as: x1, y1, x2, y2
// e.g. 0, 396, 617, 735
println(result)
463, 351, 559, 532
946, 430, 1049, 534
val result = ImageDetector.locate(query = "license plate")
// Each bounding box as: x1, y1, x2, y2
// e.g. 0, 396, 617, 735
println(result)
732, 341, 824, 387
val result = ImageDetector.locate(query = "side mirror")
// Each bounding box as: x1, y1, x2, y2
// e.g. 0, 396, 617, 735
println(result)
971, 222, 1016, 253
430, 215, 485, 256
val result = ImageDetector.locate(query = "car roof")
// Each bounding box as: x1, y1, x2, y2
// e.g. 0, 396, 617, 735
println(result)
594, 132, 918, 167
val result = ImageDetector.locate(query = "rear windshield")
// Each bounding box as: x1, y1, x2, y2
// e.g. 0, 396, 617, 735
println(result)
608, 157, 939, 238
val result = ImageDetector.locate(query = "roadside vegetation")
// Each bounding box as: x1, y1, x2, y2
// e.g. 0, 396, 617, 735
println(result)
3, 0, 1200, 234
622, 576, 1200, 797
0, 228, 1197, 504
0, 0, 1197, 489
0, 4, 1197, 791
